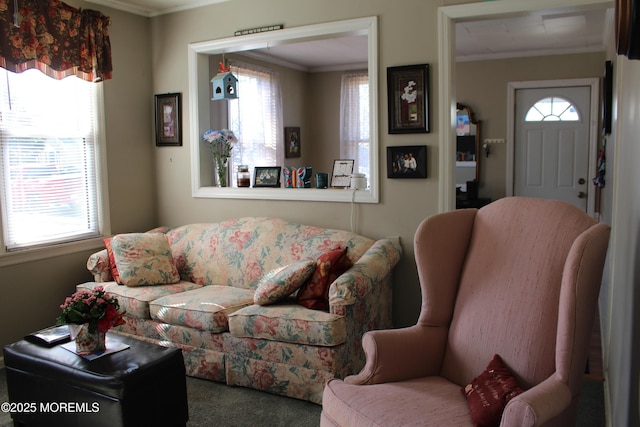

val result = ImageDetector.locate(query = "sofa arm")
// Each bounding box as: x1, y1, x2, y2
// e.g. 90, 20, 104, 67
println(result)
501, 375, 572, 427
345, 324, 448, 385
86, 249, 112, 282
329, 238, 402, 307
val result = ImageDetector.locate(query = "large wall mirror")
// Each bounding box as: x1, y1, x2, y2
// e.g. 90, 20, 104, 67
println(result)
187, 17, 378, 203
455, 103, 480, 196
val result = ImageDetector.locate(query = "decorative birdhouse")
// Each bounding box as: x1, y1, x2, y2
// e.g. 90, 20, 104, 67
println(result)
211, 72, 238, 100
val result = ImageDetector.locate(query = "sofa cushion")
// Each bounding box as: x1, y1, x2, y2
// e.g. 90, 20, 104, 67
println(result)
110, 233, 180, 287
150, 286, 255, 333
228, 302, 347, 346
77, 281, 203, 319
462, 354, 524, 427
297, 247, 352, 311
254, 260, 316, 305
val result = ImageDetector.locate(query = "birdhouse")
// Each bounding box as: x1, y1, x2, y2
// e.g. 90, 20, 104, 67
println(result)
211, 72, 238, 100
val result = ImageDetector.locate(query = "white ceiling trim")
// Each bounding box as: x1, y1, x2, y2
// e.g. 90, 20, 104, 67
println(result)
86, 0, 229, 17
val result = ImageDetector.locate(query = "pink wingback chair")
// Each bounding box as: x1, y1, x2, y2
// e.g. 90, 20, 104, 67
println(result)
321, 197, 610, 426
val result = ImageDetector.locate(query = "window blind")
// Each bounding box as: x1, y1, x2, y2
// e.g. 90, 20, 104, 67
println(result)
340, 72, 370, 178
0, 68, 100, 250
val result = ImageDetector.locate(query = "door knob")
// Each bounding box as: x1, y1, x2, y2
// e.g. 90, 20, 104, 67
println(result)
578, 191, 586, 199
578, 178, 586, 185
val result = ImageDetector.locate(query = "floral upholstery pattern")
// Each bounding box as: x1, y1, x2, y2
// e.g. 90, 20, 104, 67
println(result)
110, 233, 180, 286
253, 260, 316, 305
150, 286, 255, 332
229, 302, 346, 346
84, 217, 402, 404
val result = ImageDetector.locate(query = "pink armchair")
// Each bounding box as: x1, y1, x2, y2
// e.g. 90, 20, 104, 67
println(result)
321, 197, 610, 426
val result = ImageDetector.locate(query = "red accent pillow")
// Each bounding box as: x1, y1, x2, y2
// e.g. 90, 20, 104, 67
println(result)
103, 237, 122, 284
296, 247, 352, 311
462, 354, 524, 427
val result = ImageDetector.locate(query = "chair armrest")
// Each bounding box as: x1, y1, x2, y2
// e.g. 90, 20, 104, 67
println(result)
344, 324, 448, 385
329, 239, 402, 307
86, 249, 112, 282
501, 375, 572, 427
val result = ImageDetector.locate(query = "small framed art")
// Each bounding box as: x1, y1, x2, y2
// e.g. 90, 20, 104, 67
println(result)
387, 64, 430, 134
387, 145, 427, 178
285, 127, 301, 158
155, 93, 182, 146
331, 159, 355, 188
253, 166, 282, 187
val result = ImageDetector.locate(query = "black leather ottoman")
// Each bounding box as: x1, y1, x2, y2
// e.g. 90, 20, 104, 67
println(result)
3, 333, 188, 427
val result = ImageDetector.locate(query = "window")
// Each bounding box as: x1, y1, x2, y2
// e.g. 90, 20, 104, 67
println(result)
0, 69, 102, 251
525, 97, 580, 122
340, 72, 369, 178
228, 62, 283, 183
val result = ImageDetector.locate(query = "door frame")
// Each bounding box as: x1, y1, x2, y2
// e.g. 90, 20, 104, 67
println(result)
506, 79, 599, 216
437, 0, 611, 213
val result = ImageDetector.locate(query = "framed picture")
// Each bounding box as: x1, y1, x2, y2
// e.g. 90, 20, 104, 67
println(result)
387, 64, 430, 134
155, 93, 182, 146
253, 166, 282, 187
331, 159, 355, 188
387, 145, 427, 178
284, 127, 301, 158
602, 60, 613, 135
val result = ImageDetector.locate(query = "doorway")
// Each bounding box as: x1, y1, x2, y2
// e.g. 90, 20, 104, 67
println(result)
507, 80, 599, 215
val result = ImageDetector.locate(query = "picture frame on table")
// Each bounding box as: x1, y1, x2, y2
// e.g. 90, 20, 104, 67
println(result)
331, 159, 354, 188
155, 93, 182, 146
387, 64, 430, 134
284, 127, 301, 158
253, 166, 282, 187
387, 145, 427, 178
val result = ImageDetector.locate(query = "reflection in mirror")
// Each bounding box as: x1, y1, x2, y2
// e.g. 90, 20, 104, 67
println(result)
187, 17, 379, 203
455, 103, 480, 196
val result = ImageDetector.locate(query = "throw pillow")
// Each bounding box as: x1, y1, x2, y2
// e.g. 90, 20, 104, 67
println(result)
110, 233, 180, 287
296, 247, 352, 311
254, 260, 317, 305
462, 354, 525, 427
103, 237, 122, 284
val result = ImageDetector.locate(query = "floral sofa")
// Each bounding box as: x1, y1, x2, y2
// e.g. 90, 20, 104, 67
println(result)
81, 217, 401, 404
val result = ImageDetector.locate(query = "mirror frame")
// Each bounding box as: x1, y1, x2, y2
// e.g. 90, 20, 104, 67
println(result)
187, 16, 379, 203
455, 102, 480, 188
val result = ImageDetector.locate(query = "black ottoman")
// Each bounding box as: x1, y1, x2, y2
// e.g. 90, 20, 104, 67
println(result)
3, 333, 188, 427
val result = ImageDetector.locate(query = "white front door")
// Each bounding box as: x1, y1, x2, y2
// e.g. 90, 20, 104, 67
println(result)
514, 85, 592, 211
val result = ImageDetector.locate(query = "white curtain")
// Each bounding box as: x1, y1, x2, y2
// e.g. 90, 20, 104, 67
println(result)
340, 72, 369, 177
228, 61, 283, 179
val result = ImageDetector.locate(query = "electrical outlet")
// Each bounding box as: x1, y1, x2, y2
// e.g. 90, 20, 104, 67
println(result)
484, 138, 505, 144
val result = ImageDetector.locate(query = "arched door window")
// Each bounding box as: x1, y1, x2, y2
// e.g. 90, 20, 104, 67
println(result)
524, 97, 580, 122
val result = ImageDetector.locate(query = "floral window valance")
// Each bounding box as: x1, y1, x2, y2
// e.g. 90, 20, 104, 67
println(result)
0, 0, 112, 82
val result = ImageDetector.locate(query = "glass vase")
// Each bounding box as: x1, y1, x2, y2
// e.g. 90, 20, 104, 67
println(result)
70, 324, 106, 355
214, 157, 229, 187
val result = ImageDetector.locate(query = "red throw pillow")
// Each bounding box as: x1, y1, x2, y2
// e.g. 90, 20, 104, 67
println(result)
296, 247, 352, 311
462, 354, 524, 427
103, 237, 122, 284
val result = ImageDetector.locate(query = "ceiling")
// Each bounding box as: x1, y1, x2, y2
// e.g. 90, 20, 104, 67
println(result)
86, 0, 613, 63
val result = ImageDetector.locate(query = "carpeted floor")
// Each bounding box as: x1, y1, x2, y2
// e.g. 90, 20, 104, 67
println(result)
0, 367, 604, 426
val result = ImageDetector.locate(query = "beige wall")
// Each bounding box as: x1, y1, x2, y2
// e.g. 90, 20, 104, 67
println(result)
0, 3, 155, 349
456, 52, 605, 202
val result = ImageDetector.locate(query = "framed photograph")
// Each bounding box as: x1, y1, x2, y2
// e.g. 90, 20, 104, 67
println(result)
284, 127, 301, 158
155, 93, 182, 146
254, 166, 282, 187
602, 60, 613, 135
387, 145, 427, 178
387, 64, 430, 134
331, 159, 355, 188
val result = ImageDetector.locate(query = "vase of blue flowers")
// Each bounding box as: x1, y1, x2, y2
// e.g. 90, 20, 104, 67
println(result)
202, 129, 237, 187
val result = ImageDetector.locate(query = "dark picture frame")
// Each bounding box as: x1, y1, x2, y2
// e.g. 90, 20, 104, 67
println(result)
284, 127, 301, 158
602, 60, 613, 135
387, 145, 427, 178
331, 159, 355, 188
387, 64, 430, 134
253, 166, 282, 187
155, 93, 182, 146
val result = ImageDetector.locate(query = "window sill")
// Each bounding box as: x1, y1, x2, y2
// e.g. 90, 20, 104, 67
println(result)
193, 186, 379, 203
0, 237, 105, 267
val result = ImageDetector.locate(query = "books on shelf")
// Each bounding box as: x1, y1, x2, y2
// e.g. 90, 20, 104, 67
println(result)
24, 325, 71, 347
